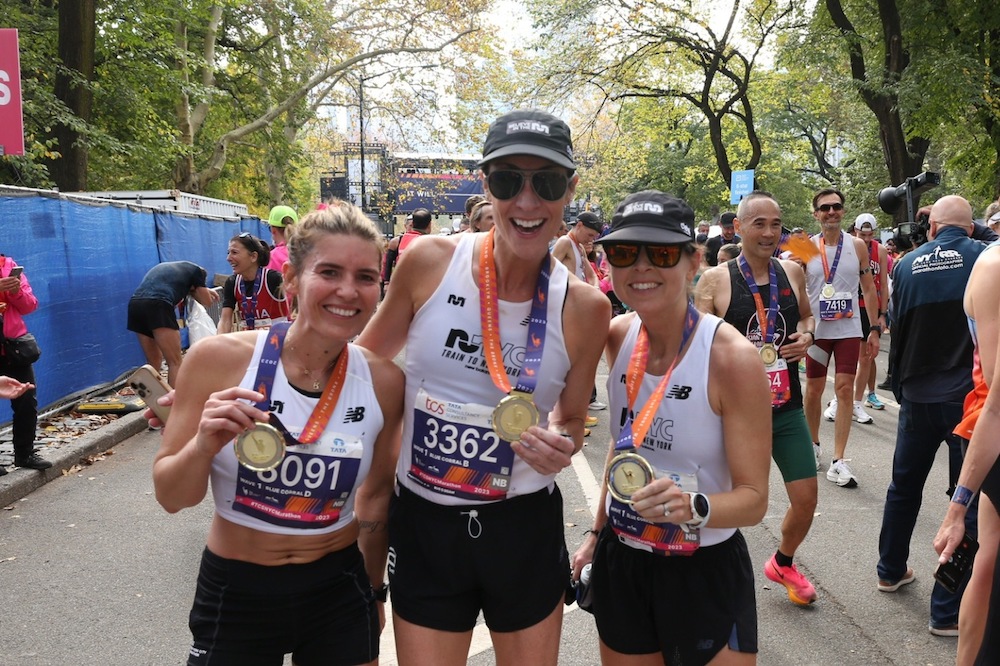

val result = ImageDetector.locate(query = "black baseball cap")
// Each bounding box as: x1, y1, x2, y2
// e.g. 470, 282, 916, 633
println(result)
719, 212, 737, 227
479, 109, 575, 170
598, 191, 696, 245
574, 211, 603, 232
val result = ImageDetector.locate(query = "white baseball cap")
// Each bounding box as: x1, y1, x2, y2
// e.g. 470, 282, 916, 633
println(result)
854, 213, 877, 231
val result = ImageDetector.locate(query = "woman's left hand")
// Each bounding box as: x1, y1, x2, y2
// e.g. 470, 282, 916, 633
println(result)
512, 427, 575, 475
630, 477, 688, 525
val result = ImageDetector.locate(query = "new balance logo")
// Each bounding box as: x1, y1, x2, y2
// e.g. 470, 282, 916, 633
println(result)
447, 294, 466, 307
666, 385, 692, 400
344, 406, 366, 423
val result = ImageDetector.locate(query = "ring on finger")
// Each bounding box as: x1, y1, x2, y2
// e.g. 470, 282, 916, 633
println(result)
663, 503, 671, 517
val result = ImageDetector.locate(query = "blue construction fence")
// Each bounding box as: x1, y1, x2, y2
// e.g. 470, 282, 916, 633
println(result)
0, 187, 271, 422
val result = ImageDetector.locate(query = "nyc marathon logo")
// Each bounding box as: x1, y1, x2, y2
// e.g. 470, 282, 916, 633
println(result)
911, 246, 965, 275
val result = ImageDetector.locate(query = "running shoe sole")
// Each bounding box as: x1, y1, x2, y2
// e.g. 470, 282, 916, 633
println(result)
764, 559, 817, 606
878, 568, 915, 592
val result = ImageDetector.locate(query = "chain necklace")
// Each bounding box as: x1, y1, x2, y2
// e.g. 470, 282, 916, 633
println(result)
287, 340, 339, 391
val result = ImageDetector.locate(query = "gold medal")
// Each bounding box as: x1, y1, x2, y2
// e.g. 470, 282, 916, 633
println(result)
234, 422, 286, 472
760, 343, 778, 366
821, 283, 835, 299
607, 451, 655, 503
493, 391, 539, 442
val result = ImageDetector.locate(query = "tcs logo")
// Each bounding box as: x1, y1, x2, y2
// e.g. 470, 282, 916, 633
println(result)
424, 396, 447, 415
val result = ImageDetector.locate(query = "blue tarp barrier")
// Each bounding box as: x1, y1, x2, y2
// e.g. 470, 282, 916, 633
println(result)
0, 188, 270, 422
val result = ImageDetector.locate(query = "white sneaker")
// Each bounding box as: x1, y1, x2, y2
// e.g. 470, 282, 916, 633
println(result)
814, 443, 822, 472
823, 398, 837, 422
589, 400, 607, 411
852, 401, 874, 424
827, 459, 858, 488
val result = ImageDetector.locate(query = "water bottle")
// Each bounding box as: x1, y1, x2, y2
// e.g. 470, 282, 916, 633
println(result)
576, 563, 594, 612
580, 563, 592, 586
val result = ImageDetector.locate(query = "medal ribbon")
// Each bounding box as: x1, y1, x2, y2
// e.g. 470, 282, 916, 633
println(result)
478, 227, 550, 397
615, 303, 699, 451
819, 232, 844, 287
240, 267, 262, 330
250, 321, 349, 445
737, 256, 779, 347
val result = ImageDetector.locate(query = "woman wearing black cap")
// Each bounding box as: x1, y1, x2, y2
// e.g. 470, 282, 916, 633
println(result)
573, 190, 770, 665
356, 109, 611, 665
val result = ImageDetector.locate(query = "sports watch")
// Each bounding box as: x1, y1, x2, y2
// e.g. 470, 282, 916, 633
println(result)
685, 492, 710, 528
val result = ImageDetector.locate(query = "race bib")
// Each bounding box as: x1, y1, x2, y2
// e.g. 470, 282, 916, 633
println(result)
408, 388, 514, 501
819, 291, 854, 321
610, 468, 700, 555
233, 429, 363, 529
767, 357, 791, 407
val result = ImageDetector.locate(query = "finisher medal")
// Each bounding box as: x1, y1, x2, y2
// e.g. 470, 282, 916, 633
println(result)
235, 422, 286, 472
493, 391, 540, 442
607, 452, 655, 504
760, 343, 778, 366
821, 283, 835, 299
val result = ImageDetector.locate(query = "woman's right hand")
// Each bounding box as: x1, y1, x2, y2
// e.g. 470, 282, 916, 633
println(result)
570, 532, 598, 582
144, 390, 176, 429
194, 386, 269, 458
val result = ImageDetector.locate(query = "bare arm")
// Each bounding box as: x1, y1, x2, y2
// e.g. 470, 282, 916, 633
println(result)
354, 350, 404, 609
780, 259, 815, 362
518, 279, 611, 467
152, 333, 268, 513
218, 307, 235, 334
693, 265, 725, 316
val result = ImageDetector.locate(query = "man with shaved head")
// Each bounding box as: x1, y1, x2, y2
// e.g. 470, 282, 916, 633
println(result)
877, 194, 987, 637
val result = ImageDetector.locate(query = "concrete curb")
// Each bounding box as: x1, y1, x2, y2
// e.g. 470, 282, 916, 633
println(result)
0, 411, 149, 508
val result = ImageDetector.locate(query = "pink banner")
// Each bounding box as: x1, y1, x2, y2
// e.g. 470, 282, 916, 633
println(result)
0, 29, 25, 156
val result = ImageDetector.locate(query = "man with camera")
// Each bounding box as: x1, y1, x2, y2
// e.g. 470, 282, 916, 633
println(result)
877, 195, 985, 637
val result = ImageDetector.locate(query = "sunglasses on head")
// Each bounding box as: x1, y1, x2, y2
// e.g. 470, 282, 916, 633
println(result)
486, 169, 569, 202
815, 202, 844, 213
604, 243, 686, 269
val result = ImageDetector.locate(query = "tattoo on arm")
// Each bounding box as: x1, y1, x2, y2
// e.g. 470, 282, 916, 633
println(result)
358, 519, 386, 534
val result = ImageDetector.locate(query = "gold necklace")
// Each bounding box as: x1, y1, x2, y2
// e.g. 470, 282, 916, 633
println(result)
287, 340, 338, 391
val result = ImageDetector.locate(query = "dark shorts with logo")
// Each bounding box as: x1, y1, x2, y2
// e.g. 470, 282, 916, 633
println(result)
388, 483, 569, 633
590, 528, 758, 665
186, 545, 378, 666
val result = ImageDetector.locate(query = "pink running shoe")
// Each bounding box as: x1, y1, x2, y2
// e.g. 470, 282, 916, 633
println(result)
764, 554, 817, 606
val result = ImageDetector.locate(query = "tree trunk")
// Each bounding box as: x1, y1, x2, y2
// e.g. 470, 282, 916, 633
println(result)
49, 0, 95, 191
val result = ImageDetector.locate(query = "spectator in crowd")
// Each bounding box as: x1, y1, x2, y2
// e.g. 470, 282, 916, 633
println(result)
127, 261, 220, 386
382, 209, 432, 290
936, 234, 1000, 663
0, 257, 48, 473
696, 220, 711, 244
265, 205, 299, 272
553, 211, 603, 288
152, 205, 402, 665
469, 200, 495, 233
705, 212, 740, 266
218, 233, 290, 334
717, 243, 741, 263
879, 195, 985, 637
852, 214, 890, 416
575, 190, 770, 663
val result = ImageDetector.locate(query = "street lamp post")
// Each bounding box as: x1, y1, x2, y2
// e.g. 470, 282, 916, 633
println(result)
358, 77, 367, 212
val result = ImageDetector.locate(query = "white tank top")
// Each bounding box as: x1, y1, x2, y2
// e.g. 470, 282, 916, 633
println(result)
570, 240, 586, 280
399, 232, 572, 505
605, 313, 734, 547
806, 231, 863, 339
210, 333, 382, 536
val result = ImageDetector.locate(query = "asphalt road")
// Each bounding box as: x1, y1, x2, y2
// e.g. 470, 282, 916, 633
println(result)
0, 346, 960, 665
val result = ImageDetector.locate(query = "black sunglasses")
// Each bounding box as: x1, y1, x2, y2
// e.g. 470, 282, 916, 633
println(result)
486, 169, 569, 202
604, 243, 686, 269
815, 202, 844, 213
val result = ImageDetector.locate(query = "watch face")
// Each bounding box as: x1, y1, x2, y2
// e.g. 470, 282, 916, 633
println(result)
693, 493, 709, 518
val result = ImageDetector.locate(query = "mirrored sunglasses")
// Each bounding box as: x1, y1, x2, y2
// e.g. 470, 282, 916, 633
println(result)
604, 243, 685, 269
486, 169, 569, 202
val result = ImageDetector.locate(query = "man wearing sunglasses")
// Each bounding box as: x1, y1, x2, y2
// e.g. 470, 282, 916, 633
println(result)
356, 109, 610, 666
802, 188, 881, 489
695, 191, 820, 607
